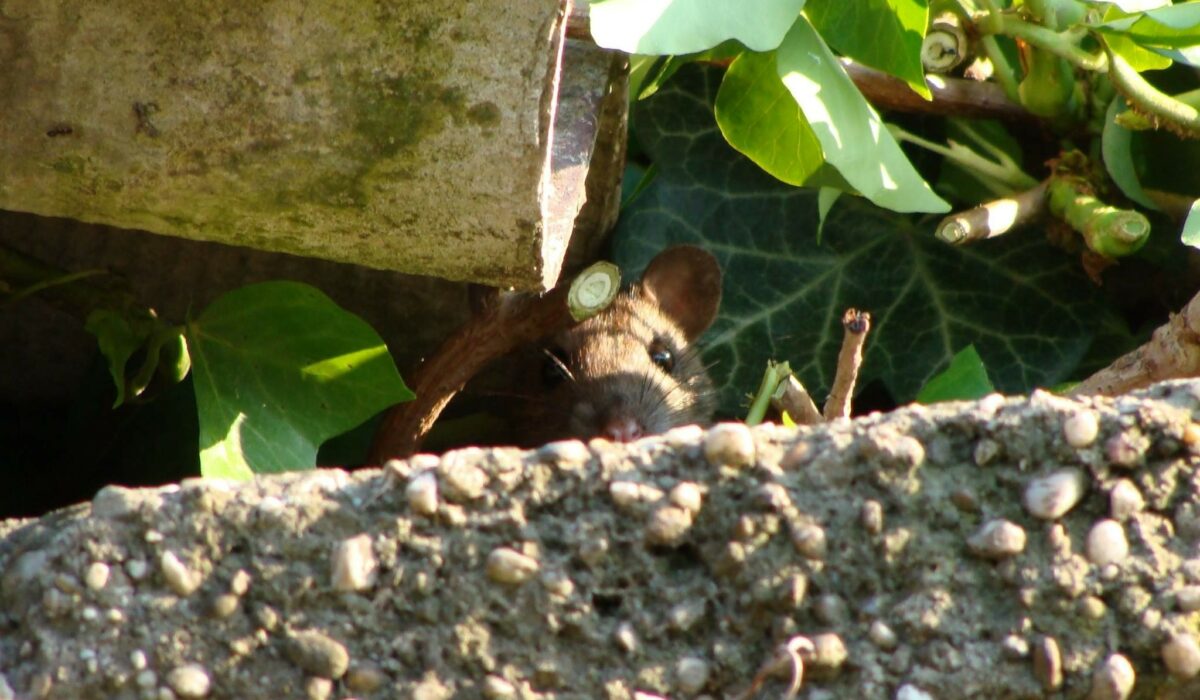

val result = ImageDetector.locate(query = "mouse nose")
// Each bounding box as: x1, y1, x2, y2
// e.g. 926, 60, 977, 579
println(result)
601, 416, 643, 443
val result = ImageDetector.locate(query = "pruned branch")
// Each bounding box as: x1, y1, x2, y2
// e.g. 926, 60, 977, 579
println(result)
1070, 291, 1200, 397
936, 180, 1049, 245
824, 309, 871, 421
772, 375, 823, 426
369, 260, 621, 462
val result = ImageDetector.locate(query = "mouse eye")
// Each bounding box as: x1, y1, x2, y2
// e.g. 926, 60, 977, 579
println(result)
541, 347, 573, 387
648, 340, 675, 373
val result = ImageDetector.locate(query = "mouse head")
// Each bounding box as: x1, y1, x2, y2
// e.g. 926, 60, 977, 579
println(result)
523, 246, 723, 445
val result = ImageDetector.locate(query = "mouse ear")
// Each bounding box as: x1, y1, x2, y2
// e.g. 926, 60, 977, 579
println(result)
639, 246, 723, 340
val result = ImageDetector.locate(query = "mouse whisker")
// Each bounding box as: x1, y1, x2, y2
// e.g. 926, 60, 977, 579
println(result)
541, 348, 577, 384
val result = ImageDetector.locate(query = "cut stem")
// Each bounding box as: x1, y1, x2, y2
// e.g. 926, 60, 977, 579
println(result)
824, 309, 871, 421
772, 375, 823, 426
1047, 175, 1150, 258
937, 180, 1049, 244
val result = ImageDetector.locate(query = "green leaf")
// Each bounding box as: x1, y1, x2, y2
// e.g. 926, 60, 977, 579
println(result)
715, 51, 825, 186
1100, 5, 1173, 70
590, 0, 807, 54
804, 0, 930, 99
915, 345, 995, 404
615, 64, 1106, 411
816, 187, 841, 243
776, 17, 950, 213
1096, 3, 1200, 49
1183, 199, 1200, 249
188, 282, 413, 479
85, 309, 150, 408
1102, 97, 1159, 211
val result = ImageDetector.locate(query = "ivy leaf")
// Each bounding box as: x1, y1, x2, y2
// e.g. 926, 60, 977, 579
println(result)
85, 309, 147, 408
187, 281, 413, 480
1102, 98, 1159, 211
915, 345, 995, 404
715, 50, 825, 186
776, 17, 950, 213
1183, 199, 1200, 249
590, 0, 807, 54
615, 64, 1105, 412
805, 0, 930, 99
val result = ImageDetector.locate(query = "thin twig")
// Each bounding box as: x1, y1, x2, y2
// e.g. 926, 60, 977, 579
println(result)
772, 375, 823, 426
824, 309, 871, 421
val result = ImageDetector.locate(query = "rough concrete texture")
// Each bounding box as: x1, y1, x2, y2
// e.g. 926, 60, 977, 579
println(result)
4, 381, 1200, 699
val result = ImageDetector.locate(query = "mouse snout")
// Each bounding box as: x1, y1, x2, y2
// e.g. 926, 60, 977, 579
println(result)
600, 414, 643, 443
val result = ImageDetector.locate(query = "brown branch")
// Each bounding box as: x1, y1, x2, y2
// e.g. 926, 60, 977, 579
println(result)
369, 260, 620, 462
772, 375, 824, 426
824, 309, 871, 421
1070, 292, 1200, 397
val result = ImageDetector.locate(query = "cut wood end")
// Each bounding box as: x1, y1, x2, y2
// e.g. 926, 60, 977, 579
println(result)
568, 260, 621, 321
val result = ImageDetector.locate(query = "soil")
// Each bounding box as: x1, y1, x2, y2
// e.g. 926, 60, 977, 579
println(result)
4, 381, 1200, 699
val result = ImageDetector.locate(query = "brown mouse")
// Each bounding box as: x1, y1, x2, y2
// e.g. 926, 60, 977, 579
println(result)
518, 245, 723, 445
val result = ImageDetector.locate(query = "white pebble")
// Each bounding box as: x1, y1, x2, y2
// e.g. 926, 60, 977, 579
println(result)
895, 684, 933, 700
646, 506, 694, 546
0, 674, 13, 700
967, 519, 1027, 559
1109, 480, 1144, 521
160, 551, 201, 597
1023, 469, 1086, 520
136, 670, 157, 688
811, 632, 847, 670
869, 621, 897, 650
84, 562, 110, 591
166, 664, 211, 698
1033, 636, 1063, 690
790, 523, 827, 560
609, 481, 663, 510
1088, 653, 1135, 700
861, 500, 884, 534
614, 621, 637, 653
1063, 411, 1100, 448
406, 471, 439, 516
703, 423, 755, 468
305, 676, 332, 700
230, 569, 251, 596
125, 559, 149, 581
1086, 519, 1129, 566
131, 650, 148, 670
331, 533, 377, 592
1178, 585, 1200, 612
486, 548, 539, 585
1162, 633, 1200, 679
670, 482, 704, 515
438, 457, 489, 501
675, 656, 710, 695
537, 440, 591, 465
482, 675, 516, 699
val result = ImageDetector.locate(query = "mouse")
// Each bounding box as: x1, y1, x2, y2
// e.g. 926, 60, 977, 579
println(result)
517, 245, 723, 445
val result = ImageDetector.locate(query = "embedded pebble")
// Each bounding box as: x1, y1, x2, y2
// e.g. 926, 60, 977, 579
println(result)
331, 533, 377, 592
136, 670, 157, 688
1064, 411, 1100, 447
967, 519, 1026, 559
209, 594, 239, 619
865, 432, 926, 469
345, 664, 387, 693
675, 656, 710, 695
1106, 431, 1147, 468
407, 471, 439, 516
1086, 519, 1129, 566
482, 675, 517, 699
1033, 636, 1063, 690
791, 523, 827, 560
486, 547, 540, 585
439, 457, 489, 501
579, 537, 609, 567
1162, 633, 1200, 679
230, 569, 251, 596
1109, 480, 1144, 521
1088, 653, 1134, 700
811, 632, 847, 671
305, 676, 332, 700
950, 488, 980, 512
125, 559, 149, 581
860, 500, 884, 534
869, 621, 897, 650
973, 439, 1000, 466
614, 621, 637, 653
610, 481, 664, 510
166, 664, 211, 698
91, 485, 142, 519
131, 650, 148, 670
668, 600, 706, 632
285, 630, 350, 679
703, 423, 755, 468
84, 562, 110, 591
895, 685, 933, 700
1177, 586, 1200, 612
1023, 469, 1086, 520
670, 482, 704, 515
0, 674, 12, 700
160, 551, 201, 596
1001, 634, 1029, 659
646, 506, 694, 546
537, 440, 591, 465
